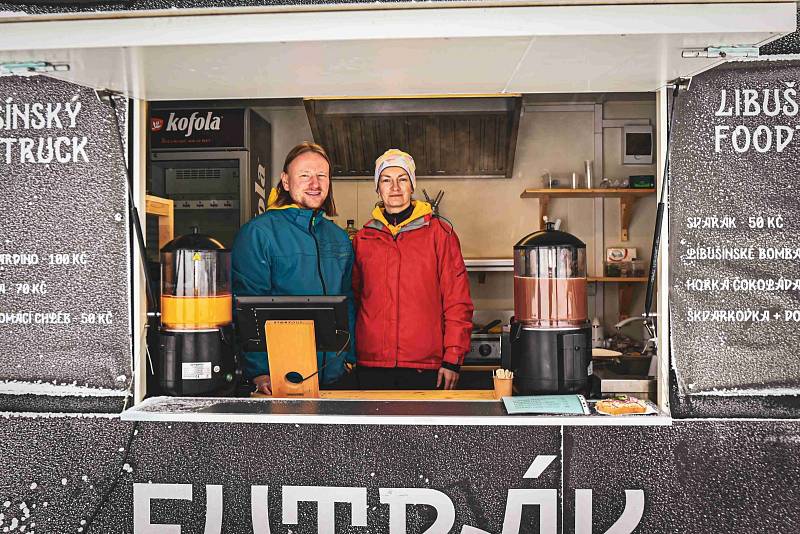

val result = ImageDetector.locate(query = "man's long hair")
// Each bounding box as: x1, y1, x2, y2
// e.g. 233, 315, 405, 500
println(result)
274, 141, 337, 216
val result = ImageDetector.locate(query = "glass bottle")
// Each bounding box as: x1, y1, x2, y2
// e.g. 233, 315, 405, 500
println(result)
346, 219, 357, 241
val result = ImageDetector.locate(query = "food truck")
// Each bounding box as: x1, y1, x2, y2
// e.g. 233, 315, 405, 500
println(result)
0, 0, 799, 531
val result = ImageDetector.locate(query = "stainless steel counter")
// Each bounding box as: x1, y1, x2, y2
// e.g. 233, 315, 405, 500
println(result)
594, 368, 657, 401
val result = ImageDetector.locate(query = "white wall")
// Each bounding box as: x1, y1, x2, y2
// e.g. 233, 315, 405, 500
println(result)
252, 105, 314, 188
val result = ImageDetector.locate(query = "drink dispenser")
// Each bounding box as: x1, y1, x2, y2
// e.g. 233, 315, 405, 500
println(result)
158, 228, 236, 396
507, 222, 591, 394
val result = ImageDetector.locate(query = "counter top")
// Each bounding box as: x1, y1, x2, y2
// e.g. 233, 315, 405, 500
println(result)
258, 390, 497, 401
122, 395, 672, 426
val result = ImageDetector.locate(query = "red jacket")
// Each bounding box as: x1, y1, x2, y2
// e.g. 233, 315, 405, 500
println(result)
352, 202, 474, 369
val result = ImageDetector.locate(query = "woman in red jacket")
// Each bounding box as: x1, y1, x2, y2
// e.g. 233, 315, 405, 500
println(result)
352, 149, 474, 390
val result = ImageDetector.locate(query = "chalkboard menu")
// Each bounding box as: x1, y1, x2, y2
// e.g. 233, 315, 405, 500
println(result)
669, 61, 800, 395
0, 77, 131, 391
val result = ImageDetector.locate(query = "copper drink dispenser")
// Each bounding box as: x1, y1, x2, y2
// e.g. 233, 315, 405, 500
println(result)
158, 228, 236, 396
507, 222, 592, 394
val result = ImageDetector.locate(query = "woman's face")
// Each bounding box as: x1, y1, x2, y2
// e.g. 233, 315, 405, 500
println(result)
378, 167, 413, 213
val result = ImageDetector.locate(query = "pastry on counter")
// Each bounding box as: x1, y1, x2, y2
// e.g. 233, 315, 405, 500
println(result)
594, 394, 649, 415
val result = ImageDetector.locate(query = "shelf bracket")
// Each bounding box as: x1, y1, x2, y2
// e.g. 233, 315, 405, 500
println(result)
620, 195, 637, 241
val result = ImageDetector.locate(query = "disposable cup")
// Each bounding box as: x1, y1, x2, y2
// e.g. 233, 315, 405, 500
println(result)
493, 377, 514, 400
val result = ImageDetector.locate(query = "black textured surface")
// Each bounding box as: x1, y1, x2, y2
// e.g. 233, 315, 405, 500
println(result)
0, 416, 135, 534
565, 419, 800, 534
90, 419, 561, 533
0, 0, 432, 14
669, 367, 800, 419
0, 393, 127, 413
1, 415, 799, 532
0, 76, 131, 393
668, 62, 800, 400
760, 5, 800, 56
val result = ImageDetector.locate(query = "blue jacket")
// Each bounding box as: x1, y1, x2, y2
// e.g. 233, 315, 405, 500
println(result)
232, 207, 356, 384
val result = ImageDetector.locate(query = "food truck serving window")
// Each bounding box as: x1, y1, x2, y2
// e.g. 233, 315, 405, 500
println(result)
117, 90, 681, 426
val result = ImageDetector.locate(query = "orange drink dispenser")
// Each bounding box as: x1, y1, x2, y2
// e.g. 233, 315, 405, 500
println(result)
507, 221, 592, 394
157, 228, 235, 396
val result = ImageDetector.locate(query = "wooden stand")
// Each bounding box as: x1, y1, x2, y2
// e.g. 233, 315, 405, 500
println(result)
265, 320, 320, 398
145, 194, 174, 253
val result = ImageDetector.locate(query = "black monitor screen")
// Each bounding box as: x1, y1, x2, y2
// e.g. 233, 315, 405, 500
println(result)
235, 295, 349, 352
625, 132, 653, 156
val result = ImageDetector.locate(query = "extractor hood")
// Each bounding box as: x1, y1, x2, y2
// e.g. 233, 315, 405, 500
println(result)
304, 97, 523, 179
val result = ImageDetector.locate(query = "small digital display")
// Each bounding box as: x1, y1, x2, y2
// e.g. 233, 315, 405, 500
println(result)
626, 132, 652, 156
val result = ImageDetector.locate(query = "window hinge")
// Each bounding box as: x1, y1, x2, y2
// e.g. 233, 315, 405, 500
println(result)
0, 61, 70, 77
681, 46, 759, 59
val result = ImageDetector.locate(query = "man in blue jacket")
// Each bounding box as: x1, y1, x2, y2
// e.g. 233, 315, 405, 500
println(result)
232, 142, 355, 394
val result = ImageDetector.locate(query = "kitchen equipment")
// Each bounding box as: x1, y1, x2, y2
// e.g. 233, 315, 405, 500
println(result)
157, 228, 236, 396
623, 125, 654, 165
584, 160, 593, 189
506, 222, 592, 394
147, 108, 271, 257
591, 318, 604, 348
473, 319, 502, 334
594, 368, 656, 402
465, 333, 502, 364
629, 174, 655, 188
543, 170, 554, 188
422, 189, 445, 215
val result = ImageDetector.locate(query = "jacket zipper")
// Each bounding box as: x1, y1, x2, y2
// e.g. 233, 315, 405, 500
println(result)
394, 232, 401, 368
370, 222, 429, 368
367, 225, 402, 368
308, 211, 327, 296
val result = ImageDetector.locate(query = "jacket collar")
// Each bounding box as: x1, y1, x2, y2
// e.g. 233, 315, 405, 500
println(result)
367, 200, 432, 236
267, 187, 324, 227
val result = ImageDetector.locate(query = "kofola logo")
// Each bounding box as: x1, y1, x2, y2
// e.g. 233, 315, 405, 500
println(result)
164, 111, 222, 138
150, 117, 164, 132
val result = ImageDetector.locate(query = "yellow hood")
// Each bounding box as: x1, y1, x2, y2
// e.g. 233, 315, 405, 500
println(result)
371, 201, 433, 236
266, 187, 300, 211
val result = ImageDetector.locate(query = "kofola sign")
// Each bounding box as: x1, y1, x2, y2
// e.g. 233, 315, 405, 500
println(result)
150, 108, 245, 149
0, 98, 88, 164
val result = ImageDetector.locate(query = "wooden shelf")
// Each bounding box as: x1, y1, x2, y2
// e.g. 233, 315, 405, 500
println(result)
520, 188, 655, 199
464, 258, 513, 272
520, 188, 656, 241
589, 276, 655, 320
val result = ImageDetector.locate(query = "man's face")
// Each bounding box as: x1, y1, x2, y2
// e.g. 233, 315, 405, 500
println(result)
378, 166, 413, 213
280, 151, 330, 210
